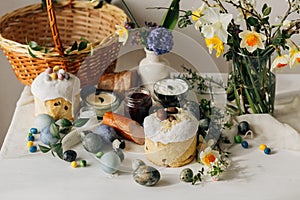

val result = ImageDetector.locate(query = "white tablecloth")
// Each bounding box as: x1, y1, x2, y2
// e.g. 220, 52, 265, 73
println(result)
0, 75, 300, 200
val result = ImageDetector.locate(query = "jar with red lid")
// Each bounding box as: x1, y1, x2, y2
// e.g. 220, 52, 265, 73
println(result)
124, 87, 152, 125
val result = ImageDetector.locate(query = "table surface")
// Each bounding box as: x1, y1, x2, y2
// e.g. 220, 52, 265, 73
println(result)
0, 74, 300, 200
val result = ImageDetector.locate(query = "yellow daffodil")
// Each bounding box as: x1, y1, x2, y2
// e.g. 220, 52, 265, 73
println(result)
205, 35, 224, 58
192, 3, 206, 21
200, 147, 220, 167
239, 30, 266, 53
115, 25, 128, 45
271, 55, 290, 71
200, 7, 233, 42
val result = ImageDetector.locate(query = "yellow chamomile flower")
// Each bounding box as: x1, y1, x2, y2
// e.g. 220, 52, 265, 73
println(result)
200, 147, 220, 167
239, 30, 267, 53
205, 35, 224, 58
115, 25, 128, 45
271, 55, 290, 71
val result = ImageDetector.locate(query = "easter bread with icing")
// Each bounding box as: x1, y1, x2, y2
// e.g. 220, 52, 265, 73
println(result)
143, 108, 199, 167
31, 67, 80, 121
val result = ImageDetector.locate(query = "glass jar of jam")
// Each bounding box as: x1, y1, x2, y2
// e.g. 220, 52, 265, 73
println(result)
124, 87, 152, 125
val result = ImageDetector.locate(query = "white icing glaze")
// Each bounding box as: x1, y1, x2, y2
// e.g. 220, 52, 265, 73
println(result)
154, 78, 188, 95
31, 71, 80, 103
143, 109, 199, 144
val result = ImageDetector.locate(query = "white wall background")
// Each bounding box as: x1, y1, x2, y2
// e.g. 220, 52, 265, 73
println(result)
0, 0, 299, 147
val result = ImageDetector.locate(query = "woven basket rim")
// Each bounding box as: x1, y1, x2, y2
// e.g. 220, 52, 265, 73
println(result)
0, 1, 127, 56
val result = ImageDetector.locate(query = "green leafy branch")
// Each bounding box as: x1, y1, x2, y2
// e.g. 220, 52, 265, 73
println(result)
27, 37, 93, 58
191, 167, 205, 185
175, 65, 224, 94
38, 118, 88, 159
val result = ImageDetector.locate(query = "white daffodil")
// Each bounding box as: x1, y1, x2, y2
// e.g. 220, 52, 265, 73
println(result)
115, 25, 128, 45
239, 30, 266, 53
200, 7, 233, 42
271, 55, 290, 71
192, 3, 206, 21
290, 51, 300, 68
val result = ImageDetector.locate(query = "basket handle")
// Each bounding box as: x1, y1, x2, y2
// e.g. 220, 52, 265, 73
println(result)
46, 0, 64, 56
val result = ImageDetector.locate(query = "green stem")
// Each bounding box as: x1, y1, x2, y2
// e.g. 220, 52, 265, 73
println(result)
234, 58, 259, 113
244, 58, 267, 113
232, 77, 243, 114
120, 0, 140, 28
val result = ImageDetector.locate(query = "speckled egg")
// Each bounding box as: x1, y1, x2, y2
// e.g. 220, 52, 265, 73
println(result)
34, 114, 55, 132
82, 133, 104, 153
133, 165, 160, 186
180, 168, 193, 182
132, 159, 146, 171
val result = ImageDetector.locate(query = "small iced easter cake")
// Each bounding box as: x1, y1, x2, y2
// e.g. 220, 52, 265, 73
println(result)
143, 107, 199, 167
31, 66, 80, 121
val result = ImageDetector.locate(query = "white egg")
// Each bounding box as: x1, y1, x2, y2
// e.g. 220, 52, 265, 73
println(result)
99, 151, 121, 174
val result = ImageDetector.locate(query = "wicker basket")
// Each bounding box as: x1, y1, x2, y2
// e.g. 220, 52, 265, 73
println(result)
0, 0, 128, 86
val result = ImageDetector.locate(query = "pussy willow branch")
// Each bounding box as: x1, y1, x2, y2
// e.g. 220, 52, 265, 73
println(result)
146, 7, 200, 18
271, 0, 293, 38
226, 0, 271, 39
215, 0, 228, 13
202, 0, 212, 7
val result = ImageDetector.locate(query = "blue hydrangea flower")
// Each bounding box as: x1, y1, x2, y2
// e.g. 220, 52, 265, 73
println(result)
146, 27, 173, 55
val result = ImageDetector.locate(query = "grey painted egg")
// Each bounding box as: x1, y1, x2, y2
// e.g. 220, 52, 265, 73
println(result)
82, 132, 104, 153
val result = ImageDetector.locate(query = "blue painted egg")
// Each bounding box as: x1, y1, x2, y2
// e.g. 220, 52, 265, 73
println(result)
264, 147, 271, 155
40, 125, 59, 145
34, 114, 55, 132
241, 141, 248, 148
94, 124, 118, 143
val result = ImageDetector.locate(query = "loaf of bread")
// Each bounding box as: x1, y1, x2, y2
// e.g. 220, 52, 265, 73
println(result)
97, 70, 139, 92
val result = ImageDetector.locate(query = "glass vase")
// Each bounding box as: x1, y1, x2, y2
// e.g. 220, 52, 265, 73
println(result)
227, 53, 276, 115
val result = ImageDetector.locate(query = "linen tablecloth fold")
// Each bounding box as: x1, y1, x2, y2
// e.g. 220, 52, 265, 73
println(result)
236, 113, 300, 151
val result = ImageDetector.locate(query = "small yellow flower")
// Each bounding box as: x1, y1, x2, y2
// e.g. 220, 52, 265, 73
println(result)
115, 25, 128, 45
271, 55, 290, 71
200, 147, 220, 167
205, 35, 224, 58
239, 30, 266, 53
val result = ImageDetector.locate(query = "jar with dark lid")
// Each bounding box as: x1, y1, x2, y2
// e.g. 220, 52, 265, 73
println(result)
124, 87, 152, 125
